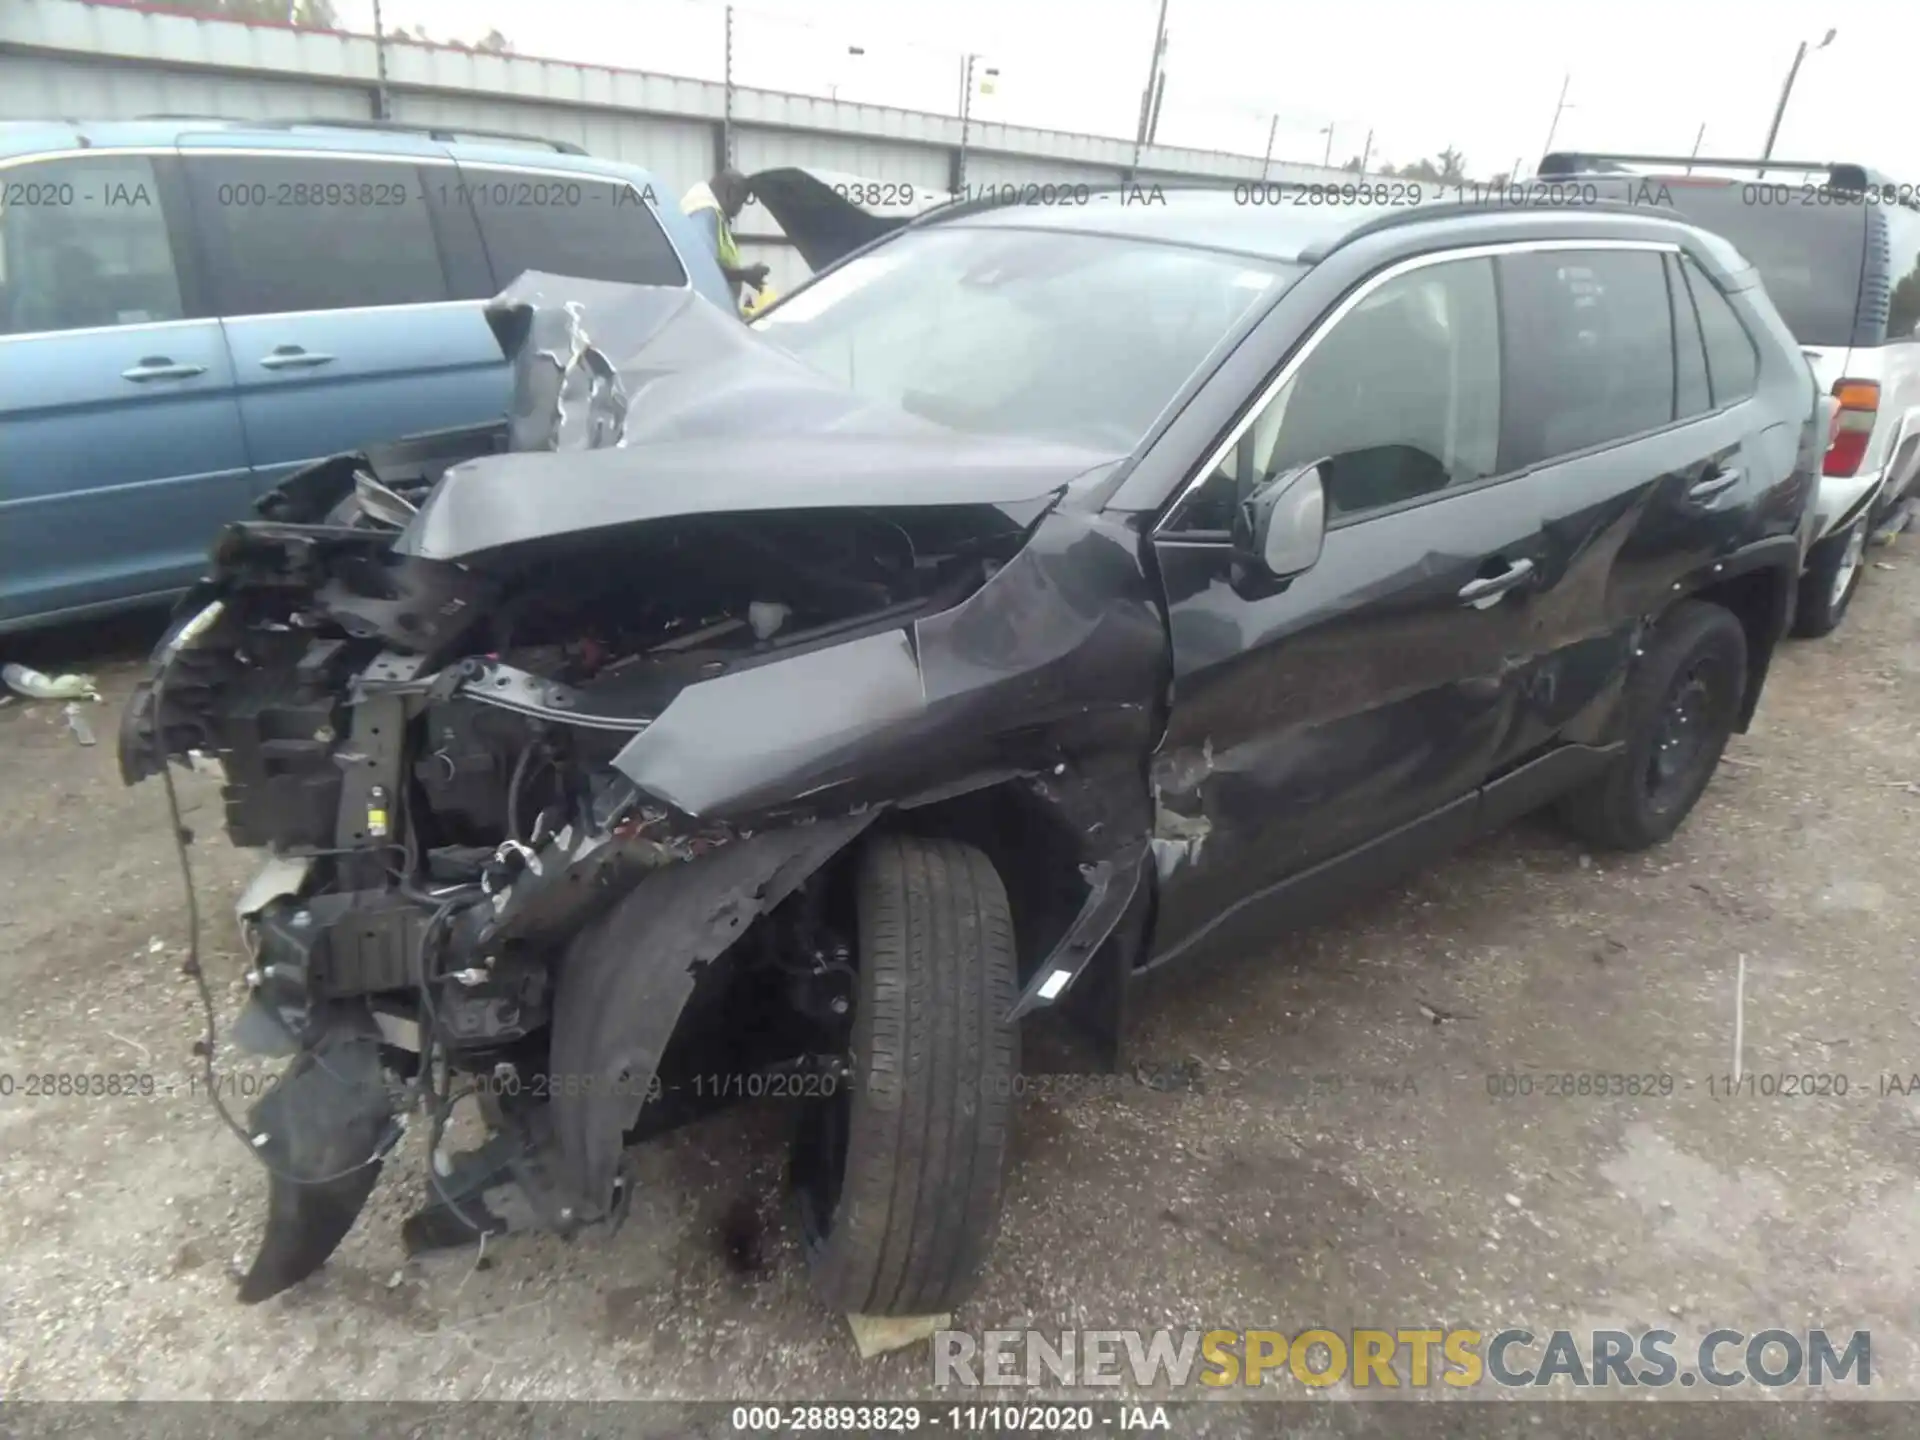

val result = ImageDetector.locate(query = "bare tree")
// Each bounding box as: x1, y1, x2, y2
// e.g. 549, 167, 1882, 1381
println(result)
1392, 148, 1469, 185
172, 0, 340, 26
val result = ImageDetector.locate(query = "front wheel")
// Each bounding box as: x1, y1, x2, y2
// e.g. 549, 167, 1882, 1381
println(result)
1791, 516, 1867, 638
1555, 600, 1748, 852
791, 834, 1018, 1315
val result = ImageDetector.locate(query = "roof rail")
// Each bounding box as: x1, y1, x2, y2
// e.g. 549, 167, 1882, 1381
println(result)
910, 174, 1279, 231
1298, 196, 1672, 264
1540, 151, 1888, 190
139, 114, 587, 154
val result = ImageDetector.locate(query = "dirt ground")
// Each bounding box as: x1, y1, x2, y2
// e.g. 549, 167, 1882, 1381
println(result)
1, 548, 1916, 1421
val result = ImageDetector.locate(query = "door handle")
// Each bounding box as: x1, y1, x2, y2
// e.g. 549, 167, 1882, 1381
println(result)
1457, 557, 1536, 608
1688, 467, 1742, 501
259, 346, 336, 370
121, 357, 207, 382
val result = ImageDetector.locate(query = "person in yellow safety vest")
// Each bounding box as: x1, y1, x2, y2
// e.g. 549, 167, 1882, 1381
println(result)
681, 168, 770, 315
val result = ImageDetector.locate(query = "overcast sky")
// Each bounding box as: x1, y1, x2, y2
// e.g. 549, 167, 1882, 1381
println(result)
330, 0, 1917, 181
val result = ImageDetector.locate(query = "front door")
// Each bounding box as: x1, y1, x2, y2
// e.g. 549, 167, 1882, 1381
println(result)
0, 150, 250, 628
1147, 252, 1544, 966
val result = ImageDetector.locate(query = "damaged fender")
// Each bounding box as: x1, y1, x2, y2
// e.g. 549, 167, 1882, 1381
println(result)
613, 505, 1166, 824
546, 811, 877, 1215
1005, 842, 1148, 1022
237, 1013, 398, 1304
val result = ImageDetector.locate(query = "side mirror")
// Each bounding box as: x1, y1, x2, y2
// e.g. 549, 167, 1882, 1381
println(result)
1233, 461, 1327, 579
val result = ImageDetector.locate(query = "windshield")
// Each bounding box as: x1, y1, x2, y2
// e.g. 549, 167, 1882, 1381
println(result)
753, 225, 1296, 450
1650, 182, 1867, 347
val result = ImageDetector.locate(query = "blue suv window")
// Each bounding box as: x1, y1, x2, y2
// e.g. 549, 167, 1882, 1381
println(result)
186, 154, 452, 317
0, 154, 183, 336
460, 165, 687, 290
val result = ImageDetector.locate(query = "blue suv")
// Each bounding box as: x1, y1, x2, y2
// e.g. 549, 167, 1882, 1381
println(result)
0, 118, 732, 634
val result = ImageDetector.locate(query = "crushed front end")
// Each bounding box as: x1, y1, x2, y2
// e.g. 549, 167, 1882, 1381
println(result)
119, 273, 1166, 1302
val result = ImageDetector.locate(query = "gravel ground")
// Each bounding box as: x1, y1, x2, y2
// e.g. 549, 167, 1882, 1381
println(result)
1, 549, 1916, 1420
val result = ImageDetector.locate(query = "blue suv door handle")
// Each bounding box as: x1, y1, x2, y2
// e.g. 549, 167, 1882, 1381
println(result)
259, 346, 337, 371
121, 357, 208, 382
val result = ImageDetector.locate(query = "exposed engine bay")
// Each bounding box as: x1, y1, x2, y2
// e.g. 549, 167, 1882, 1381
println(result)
118, 274, 1164, 1305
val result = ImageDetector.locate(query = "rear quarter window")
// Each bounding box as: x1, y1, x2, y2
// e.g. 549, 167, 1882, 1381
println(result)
1680, 256, 1760, 406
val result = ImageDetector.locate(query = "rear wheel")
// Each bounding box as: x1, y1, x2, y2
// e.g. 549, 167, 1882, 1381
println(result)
1555, 600, 1747, 852
792, 834, 1018, 1315
1791, 516, 1867, 638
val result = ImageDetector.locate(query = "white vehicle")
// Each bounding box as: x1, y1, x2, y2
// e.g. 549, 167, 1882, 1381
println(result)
1540, 153, 1920, 636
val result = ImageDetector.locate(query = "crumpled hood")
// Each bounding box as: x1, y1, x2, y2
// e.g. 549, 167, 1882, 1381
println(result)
399, 272, 1121, 564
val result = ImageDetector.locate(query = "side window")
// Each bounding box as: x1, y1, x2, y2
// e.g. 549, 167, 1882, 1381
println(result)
1168, 256, 1501, 530
1667, 254, 1711, 420
187, 155, 450, 317
1885, 205, 1920, 341
0, 155, 183, 336
1682, 255, 1759, 406
464, 168, 688, 290
1498, 249, 1674, 469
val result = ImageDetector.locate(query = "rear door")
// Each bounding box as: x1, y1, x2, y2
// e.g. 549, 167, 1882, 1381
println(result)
179, 144, 504, 493
1489, 243, 1766, 766
0, 149, 250, 628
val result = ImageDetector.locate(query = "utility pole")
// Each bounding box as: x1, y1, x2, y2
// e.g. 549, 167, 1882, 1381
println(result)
370, 0, 390, 119
1687, 121, 1706, 173
1135, 0, 1170, 145
1541, 72, 1570, 160
1358, 128, 1373, 174
1260, 114, 1278, 181
1146, 68, 1167, 144
1761, 28, 1835, 170
1320, 124, 1334, 168
722, 4, 736, 169
958, 52, 977, 192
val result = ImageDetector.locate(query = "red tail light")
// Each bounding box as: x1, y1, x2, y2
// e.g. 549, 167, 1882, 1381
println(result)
1824, 380, 1879, 477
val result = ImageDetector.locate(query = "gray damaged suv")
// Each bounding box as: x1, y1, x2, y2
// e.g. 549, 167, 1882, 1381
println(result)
122, 187, 1823, 1313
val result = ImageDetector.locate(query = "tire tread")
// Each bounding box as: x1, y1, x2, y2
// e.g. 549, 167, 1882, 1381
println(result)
805, 834, 1017, 1315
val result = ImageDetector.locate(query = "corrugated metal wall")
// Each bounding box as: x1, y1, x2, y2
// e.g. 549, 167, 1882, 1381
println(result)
0, 0, 1390, 285
962, 153, 1123, 189
389, 90, 716, 195
0, 52, 367, 120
